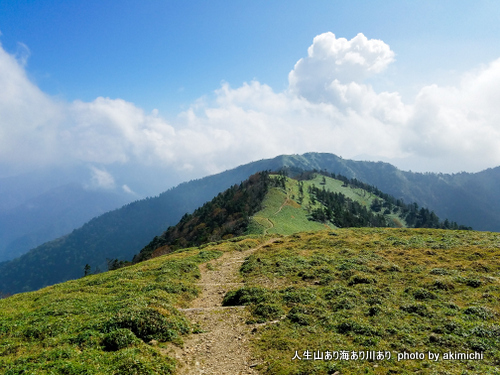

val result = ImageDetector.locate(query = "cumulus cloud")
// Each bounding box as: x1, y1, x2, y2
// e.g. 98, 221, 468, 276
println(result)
289, 32, 395, 103
1, 32, 500, 192
174, 80, 407, 172
0, 42, 63, 169
66, 97, 176, 165
402, 59, 500, 170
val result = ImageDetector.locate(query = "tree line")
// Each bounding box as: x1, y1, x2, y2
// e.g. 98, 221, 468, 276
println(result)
305, 171, 471, 230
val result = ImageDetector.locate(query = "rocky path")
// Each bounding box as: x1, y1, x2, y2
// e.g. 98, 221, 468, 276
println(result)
166, 240, 276, 374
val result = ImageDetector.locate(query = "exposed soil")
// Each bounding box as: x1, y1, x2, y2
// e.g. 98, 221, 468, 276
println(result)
165, 240, 276, 374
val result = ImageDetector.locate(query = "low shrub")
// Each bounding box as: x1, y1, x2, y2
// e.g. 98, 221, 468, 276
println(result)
103, 307, 190, 342
102, 328, 140, 351
251, 303, 284, 323
222, 286, 273, 306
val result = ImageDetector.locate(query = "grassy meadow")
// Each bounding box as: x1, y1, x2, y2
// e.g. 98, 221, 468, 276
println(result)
250, 185, 329, 236
0, 237, 265, 374
250, 173, 403, 237
224, 228, 500, 374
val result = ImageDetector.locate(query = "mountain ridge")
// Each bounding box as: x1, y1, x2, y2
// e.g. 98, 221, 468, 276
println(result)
131, 171, 470, 266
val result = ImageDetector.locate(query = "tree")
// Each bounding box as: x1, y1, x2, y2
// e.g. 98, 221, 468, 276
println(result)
84, 264, 91, 277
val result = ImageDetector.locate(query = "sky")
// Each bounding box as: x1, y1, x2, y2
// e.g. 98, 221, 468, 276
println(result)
1, 1, 500, 196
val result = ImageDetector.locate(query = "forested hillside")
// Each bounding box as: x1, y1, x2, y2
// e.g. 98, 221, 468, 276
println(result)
0, 167, 262, 295
306, 172, 470, 230
268, 153, 500, 231
133, 172, 271, 263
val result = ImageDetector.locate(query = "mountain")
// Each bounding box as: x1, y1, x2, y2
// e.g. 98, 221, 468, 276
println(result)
1, 166, 498, 373
0, 183, 132, 262
257, 153, 500, 232
0, 152, 498, 295
0, 165, 270, 295
132, 171, 469, 265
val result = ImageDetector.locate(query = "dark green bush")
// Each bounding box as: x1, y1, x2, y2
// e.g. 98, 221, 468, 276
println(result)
466, 278, 483, 288
222, 286, 272, 306
281, 287, 317, 305
367, 306, 381, 316
103, 307, 190, 342
330, 297, 357, 311
103, 328, 139, 351
348, 274, 376, 286
251, 303, 284, 323
336, 320, 382, 336
431, 280, 455, 290
400, 304, 430, 317
430, 268, 452, 275
411, 288, 437, 300
463, 306, 494, 320
286, 305, 319, 326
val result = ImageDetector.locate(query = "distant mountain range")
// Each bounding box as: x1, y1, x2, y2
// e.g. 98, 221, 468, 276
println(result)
0, 152, 499, 295
0, 183, 132, 262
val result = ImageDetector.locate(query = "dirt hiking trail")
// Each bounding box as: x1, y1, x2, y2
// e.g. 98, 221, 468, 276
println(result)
165, 239, 277, 374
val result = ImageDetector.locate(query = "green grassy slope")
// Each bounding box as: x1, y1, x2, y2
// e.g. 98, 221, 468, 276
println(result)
292, 173, 380, 213
1, 229, 499, 374
249, 173, 407, 236
225, 228, 500, 374
250, 185, 329, 236
0, 237, 266, 374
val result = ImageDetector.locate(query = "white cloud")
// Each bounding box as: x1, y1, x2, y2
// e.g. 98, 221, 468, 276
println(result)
289, 32, 395, 103
1, 32, 500, 191
0, 42, 63, 169
401, 59, 500, 170
122, 184, 135, 195
174, 80, 407, 172
66, 97, 177, 165
89, 166, 115, 189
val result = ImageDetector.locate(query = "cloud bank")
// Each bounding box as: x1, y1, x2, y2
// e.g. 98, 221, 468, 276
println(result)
1, 32, 500, 194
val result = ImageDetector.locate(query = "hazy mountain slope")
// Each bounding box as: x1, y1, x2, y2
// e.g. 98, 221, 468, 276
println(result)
0, 169, 80, 211
0, 184, 132, 262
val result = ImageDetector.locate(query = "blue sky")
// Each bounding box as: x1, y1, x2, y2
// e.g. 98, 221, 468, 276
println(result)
1, 1, 500, 194
3, 1, 499, 113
